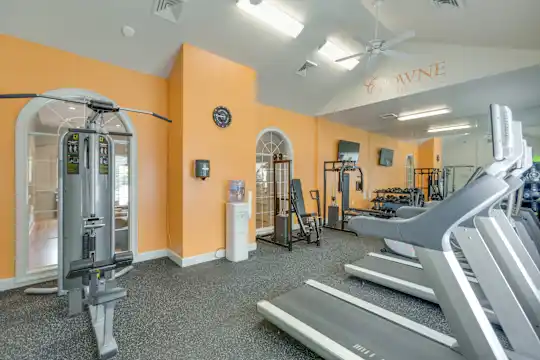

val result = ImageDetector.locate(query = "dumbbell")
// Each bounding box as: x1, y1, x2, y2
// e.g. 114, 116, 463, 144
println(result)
531, 184, 540, 199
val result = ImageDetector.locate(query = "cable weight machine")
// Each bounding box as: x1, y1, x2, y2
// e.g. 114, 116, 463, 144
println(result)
256, 154, 321, 251
414, 167, 444, 201
323, 161, 364, 234
1, 93, 171, 359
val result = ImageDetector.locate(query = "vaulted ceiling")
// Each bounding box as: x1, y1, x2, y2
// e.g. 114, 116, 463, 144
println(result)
2, 0, 540, 138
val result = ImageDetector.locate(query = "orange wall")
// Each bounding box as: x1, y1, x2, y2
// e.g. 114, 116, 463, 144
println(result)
1, 37, 421, 278
316, 118, 418, 211
173, 45, 420, 257
366, 133, 419, 191
0, 35, 169, 278
316, 118, 370, 210
167, 46, 184, 256
178, 44, 258, 258
258, 104, 318, 214
418, 138, 442, 169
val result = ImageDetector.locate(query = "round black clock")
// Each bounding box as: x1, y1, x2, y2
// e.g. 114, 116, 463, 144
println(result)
213, 106, 232, 128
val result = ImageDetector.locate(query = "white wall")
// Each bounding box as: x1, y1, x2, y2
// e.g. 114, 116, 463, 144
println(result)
442, 133, 491, 168
525, 136, 540, 158
443, 133, 540, 168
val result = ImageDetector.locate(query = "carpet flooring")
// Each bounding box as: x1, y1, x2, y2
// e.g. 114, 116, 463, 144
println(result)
0, 230, 508, 359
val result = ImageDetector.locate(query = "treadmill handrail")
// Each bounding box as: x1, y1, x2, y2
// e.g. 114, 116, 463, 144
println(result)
348, 174, 509, 251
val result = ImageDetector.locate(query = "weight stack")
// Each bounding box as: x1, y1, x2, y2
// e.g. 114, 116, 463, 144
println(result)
275, 214, 289, 245
328, 205, 339, 227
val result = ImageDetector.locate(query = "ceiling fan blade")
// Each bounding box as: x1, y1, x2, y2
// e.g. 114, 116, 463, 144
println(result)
335, 52, 365, 63
381, 30, 415, 50
364, 54, 379, 74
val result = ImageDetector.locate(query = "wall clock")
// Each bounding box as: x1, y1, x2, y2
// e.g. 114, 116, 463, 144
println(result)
213, 106, 232, 128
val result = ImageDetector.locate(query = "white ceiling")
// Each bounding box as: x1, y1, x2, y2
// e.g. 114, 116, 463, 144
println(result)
2, 0, 540, 118
327, 65, 540, 139
361, 0, 540, 50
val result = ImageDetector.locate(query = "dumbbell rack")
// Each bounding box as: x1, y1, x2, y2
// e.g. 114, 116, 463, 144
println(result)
371, 188, 424, 215
522, 162, 540, 216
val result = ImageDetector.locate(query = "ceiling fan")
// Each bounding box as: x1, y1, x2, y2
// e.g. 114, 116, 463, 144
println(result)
336, 0, 415, 70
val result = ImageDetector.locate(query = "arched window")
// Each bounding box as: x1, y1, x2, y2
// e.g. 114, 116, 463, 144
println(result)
255, 129, 293, 233
406, 155, 415, 188
15, 89, 137, 284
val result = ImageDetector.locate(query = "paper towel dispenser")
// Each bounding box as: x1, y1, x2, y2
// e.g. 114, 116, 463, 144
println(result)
194, 160, 210, 180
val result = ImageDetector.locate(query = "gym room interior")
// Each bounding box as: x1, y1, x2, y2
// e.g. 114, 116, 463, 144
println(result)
1, 1, 540, 359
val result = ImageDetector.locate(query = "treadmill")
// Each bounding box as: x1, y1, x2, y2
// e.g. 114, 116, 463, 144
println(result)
345, 131, 540, 333
258, 105, 535, 360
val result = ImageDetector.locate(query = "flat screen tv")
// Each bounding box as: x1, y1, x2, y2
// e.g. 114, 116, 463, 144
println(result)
338, 140, 360, 162
379, 148, 394, 167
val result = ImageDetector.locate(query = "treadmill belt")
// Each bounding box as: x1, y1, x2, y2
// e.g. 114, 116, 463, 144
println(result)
270, 285, 465, 360
348, 254, 490, 307
351, 255, 428, 286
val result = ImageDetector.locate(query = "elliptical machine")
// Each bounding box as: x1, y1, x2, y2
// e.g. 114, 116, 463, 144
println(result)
1, 93, 171, 359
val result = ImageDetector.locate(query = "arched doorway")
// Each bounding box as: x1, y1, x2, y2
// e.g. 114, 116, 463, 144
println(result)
255, 128, 293, 234
15, 89, 138, 284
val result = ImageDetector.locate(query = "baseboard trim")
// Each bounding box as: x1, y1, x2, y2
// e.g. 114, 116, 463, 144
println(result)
171, 242, 258, 268
1, 249, 170, 292
247, 242, 257, 252
167, 250, 183, 267
0, 278, 14, 292
1, 244, 259, 291
134, 249, 169, 263
181, 249, 226, 267
0, 269, 56, 292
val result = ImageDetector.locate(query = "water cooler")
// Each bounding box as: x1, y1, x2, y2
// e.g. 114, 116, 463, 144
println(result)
226, 181, 250, 262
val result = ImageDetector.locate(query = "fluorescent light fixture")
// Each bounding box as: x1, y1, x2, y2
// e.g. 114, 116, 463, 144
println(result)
427, 124, 472, 133
236, 0, 304, 38
318, 41, 359, 71
397, 107, 452, 121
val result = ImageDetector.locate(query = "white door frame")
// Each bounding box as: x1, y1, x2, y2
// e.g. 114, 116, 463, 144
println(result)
15, 88, 138, 285
255, 127, 293, 235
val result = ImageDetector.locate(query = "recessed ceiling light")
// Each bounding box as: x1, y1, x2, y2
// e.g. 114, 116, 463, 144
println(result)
427, 124, 471, 133
122, 25, 136, 38
398, 107, 452, 121
318, 41, 359, 71
68, 106, 76, 111
236, 0, 304, 38
116, 124, 121, 127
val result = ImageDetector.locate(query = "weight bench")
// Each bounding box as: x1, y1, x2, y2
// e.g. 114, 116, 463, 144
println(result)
291, 179, 322, 246
67, 251, 133, 360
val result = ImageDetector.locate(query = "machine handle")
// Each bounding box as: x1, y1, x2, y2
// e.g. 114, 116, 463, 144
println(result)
309, 190, 320, 200
84, 223, 106, 230
152, 112, 172, 123
108, 131, 133, 137
69, 128, 97, 134
0, 93, 38, 99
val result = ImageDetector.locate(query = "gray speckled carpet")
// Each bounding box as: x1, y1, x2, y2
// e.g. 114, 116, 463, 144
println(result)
0, 230, 508, 360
